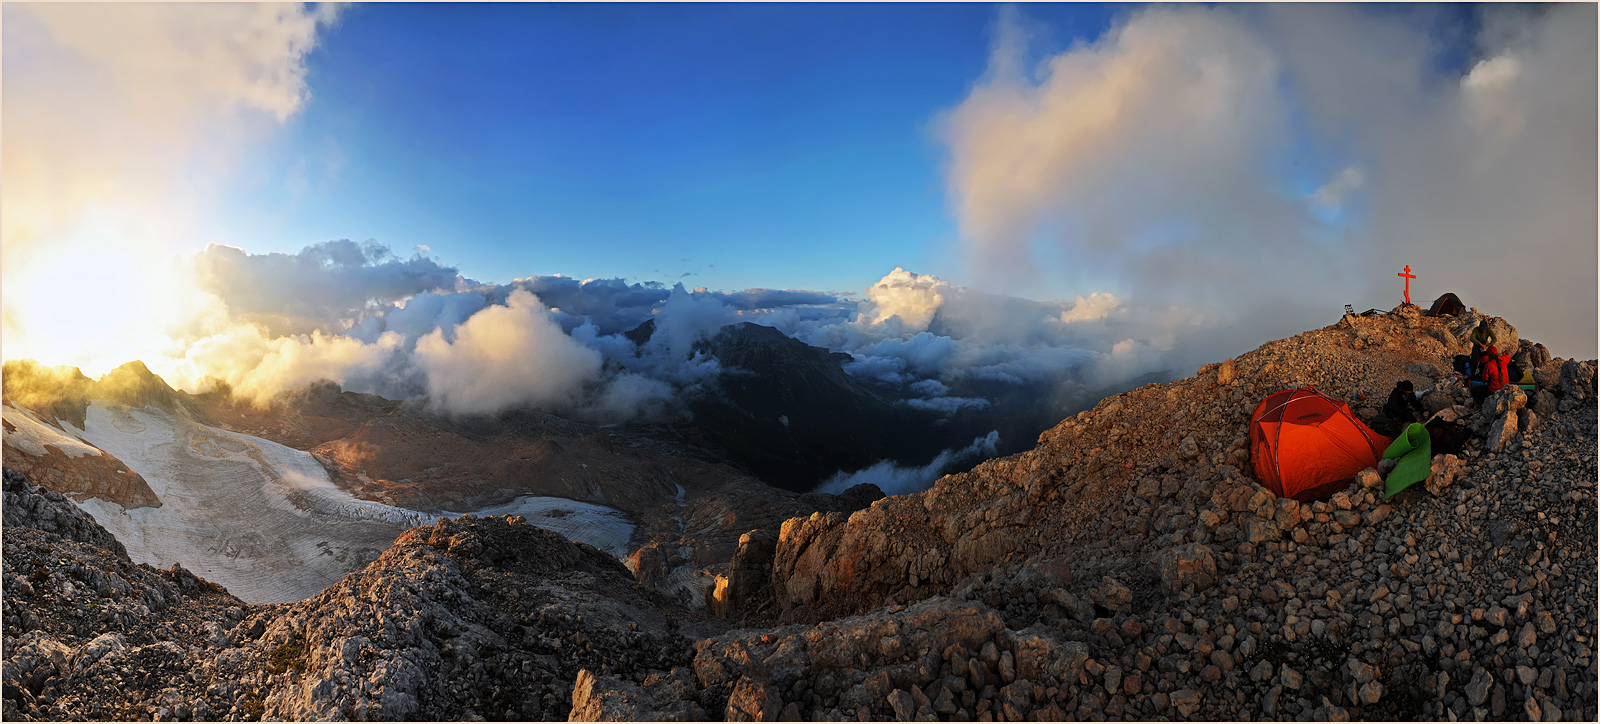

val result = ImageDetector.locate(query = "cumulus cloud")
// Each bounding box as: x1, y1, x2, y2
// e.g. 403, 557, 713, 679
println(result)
859, 267, 951, 331
414, 290, 602, 416
815, 431, 1002, 496
150, 326, 405, 407
942, 4, 1596, 359
1059, 292, 1121, 325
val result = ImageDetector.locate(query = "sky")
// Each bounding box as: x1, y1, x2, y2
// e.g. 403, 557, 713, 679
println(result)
1, 2, 1595, 421
213, 3, 1127, 295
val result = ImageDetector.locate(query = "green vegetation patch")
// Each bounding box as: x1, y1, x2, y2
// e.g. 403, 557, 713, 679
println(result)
265, 641, 308, 675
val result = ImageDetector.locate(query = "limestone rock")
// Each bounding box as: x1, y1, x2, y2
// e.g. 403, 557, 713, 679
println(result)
1425, 454, 1464, 496
726, 676, 783, 722
1488, 409, 1520, 452
1155, 543, 1217, 595
1090, 577, 1133, 612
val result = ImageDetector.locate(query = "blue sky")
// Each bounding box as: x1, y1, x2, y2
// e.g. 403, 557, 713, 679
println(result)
220, 3, 1128, 296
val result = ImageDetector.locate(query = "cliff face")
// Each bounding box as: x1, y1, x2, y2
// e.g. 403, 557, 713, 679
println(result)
4, 305, 1596, 722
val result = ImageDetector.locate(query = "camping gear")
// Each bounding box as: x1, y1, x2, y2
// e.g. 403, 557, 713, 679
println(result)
1382, 423, 1433, 498
1426, 417, 1472, 456
1427, 292, 1467, 317
1453, 355, 1473, 378
1507, 359, 1525, 386
1250, 387, 1392, 501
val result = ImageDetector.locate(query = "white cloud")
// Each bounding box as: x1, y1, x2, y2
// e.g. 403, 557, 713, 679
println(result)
942, 4, 1597, 359
1, 3, 343, 374
414, 290, 603, 415
1058, 292, 1121, 324
815, 431, 1001, 497
859, 267, 952, 332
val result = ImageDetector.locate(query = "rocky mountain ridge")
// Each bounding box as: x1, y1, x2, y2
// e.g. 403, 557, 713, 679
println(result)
3, 304, 1595, 721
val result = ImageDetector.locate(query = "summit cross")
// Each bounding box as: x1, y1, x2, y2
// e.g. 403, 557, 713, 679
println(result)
1398, 265, 1416, 304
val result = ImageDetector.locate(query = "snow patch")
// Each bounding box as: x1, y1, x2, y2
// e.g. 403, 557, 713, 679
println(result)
461, 496, 635, 558
62, 402, 636, 604
2, 403, 102, 458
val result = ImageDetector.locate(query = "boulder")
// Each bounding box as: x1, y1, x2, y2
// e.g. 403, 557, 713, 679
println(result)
1475, 385, 1526, 436
1558, 359, 1596, 409
1216, 359, 1237, 386
1533, 358, 1563, 388
1408, 363, 1442, 380
1089, 577, 1133, 612
1529, 388, 1558, 419
569, 669, 707, 722
626, 543, 670, 588
726, 676, 783, 722
1487, 410, 1520, 452
1425, 455, 1465, 496
1155, 543, 1217, 595
710, 530, 777, 619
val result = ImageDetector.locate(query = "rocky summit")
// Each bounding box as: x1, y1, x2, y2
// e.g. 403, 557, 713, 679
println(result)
3, 305, 1595, 722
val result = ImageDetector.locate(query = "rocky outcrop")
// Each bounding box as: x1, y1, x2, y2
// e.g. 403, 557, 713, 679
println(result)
742, 307, 1598, 721
2, 468, 129, 556
709, 530, 778, 620
240, 515, 706, 721
2, 470, 242, 722
7, 305, 1596, 722
569, 668, 708, 721
3, 468, 717, 722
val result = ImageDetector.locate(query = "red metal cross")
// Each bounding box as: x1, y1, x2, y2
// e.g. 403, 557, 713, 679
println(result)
1398, 265, 1416, 304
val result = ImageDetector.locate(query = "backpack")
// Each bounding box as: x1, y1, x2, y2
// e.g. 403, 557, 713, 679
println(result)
1426, 418, 1473, 456
1506, 359, 1525, 385
1453, 355, 1473, 377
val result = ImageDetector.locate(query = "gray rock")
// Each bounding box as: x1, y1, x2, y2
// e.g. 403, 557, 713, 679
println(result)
1488, 410, 1520, 453
1559, 359, 1596, 402
727, 677, 783, 722
888, 689, 916, 722
1155, 543, 1217, 594
1467, 668, 1493, 707
1170, 688, 1201, 718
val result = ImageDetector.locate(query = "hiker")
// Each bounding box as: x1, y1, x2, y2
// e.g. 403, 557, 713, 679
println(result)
1382, 380, 1426, 426
1466, 344, 1507, 402
1469, 320, 1496, 375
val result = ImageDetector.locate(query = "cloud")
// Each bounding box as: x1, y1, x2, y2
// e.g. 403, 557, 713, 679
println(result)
2, 3, 343, 373
815, 431, 1002, 497
150, 326, 405, 407
196, 241, 462, 336
1058, 292, 1121, 325
859, 267, 951, 331
899, 396, 992, 416
942, 4, 1597, 358
414, 290, 603, 416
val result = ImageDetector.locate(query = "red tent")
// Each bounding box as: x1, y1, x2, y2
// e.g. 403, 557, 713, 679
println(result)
1249, 387, 1391, 501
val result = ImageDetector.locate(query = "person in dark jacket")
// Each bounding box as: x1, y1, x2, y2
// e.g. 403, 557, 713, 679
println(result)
1469, 320, 1496, 376
1383, 380, 1427, 426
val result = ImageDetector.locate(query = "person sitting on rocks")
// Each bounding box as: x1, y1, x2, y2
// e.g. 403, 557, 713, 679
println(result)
1382, 380, 1426, 427
1469, 320, 1496, 374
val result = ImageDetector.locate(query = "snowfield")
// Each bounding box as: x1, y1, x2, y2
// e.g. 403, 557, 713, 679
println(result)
2, 403, 103, 458
55, 402, 636, 603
